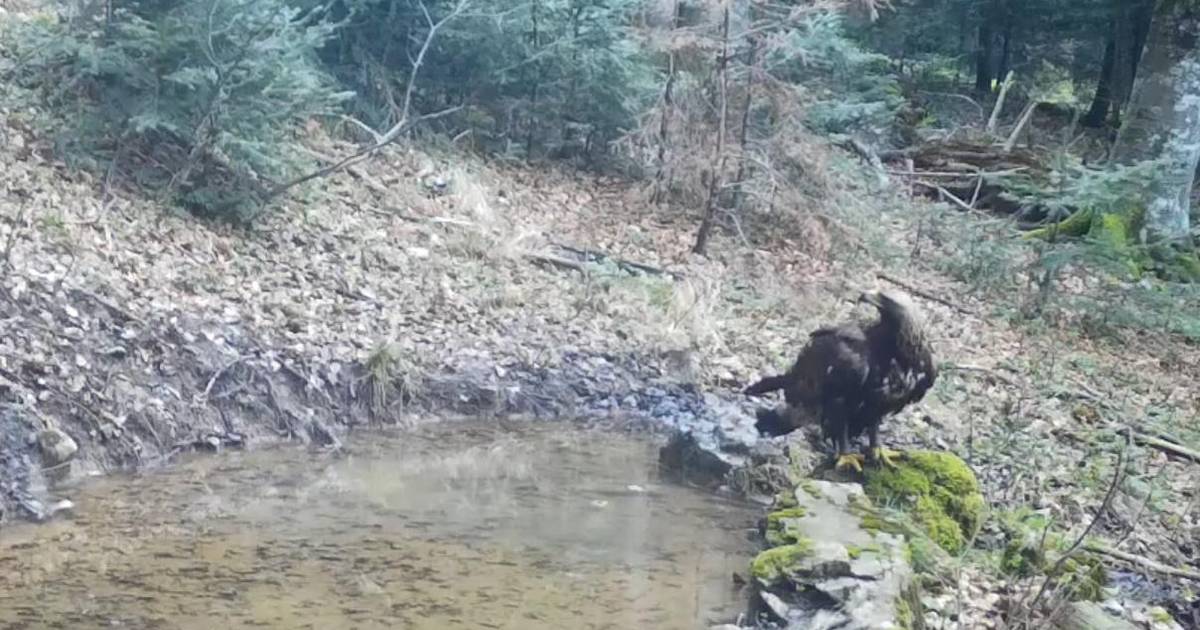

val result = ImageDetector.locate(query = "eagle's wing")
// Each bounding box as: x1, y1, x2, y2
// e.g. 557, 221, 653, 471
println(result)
786, 325, 871, 406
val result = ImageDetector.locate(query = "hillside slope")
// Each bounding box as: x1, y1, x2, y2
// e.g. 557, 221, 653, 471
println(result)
1, 88, 1199, 628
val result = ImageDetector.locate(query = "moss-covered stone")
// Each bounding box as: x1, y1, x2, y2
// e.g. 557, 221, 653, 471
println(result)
864, 450, 985, 555
799, 479, 823, 499
773, 489, 799, 510
764, 506, 809, 545
750, 539, 814, 583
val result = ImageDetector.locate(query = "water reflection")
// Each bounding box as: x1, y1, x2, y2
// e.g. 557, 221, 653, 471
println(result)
0, 421, 757, 629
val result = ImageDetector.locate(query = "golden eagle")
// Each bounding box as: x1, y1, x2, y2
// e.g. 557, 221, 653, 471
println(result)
743, 289, 936, 472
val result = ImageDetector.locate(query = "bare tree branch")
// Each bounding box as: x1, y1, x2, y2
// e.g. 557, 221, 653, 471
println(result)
265, 0, 472, 202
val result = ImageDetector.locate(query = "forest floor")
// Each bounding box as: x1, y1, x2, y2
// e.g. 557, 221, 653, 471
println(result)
1, 97, 1199, 626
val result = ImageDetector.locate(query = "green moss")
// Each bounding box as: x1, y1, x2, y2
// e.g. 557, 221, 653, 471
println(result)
845, 543, 863, 559
750, 540, 814, 583
895, 582, 923, 630
895, 594, 914, 629
766, 506, 808, 528
858, 511, 906, 537
799, 479, 823, 499
997, 508, 1054, 577
1149, 606, 1174, 624
774, 489, 799, 510
764, 506, 809, 546
1023, 208, 1093, 240
913, 495, 964, 554
864, 450, 985, 555
1053, 553, 1107, 602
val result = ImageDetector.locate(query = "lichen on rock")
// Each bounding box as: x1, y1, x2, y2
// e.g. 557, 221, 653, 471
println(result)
864, 450, 985, 555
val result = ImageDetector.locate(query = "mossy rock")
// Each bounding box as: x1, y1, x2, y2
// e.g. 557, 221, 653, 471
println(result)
750, 539, 814, 583
764, 506, 808, 546
864, 450, 985, 555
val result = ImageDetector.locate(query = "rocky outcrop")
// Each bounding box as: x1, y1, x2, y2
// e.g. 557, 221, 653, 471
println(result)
749, 479, 918, 630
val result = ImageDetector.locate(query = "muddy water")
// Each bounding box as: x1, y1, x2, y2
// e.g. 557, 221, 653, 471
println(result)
0, 421, 759, 629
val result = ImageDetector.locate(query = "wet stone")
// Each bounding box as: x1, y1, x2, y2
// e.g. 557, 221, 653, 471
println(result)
37, 427, 78, 468
752, 480, 914, 630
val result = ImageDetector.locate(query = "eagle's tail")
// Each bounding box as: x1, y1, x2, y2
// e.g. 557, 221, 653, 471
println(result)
754, 407, 797, 437
743, 374, 788, 396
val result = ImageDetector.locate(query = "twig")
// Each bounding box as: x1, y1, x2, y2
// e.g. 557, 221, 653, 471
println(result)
1083, 542, 1200, 582
875, 272, 973, 315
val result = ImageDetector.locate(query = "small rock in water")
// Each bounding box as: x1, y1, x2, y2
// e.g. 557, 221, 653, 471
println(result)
626, 484, 646, 493
590, 499, 608, 508
38, 427, 78, 467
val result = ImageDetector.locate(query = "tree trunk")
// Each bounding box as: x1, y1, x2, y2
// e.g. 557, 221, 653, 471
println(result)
651, 0, 683, 205
974, 22, 995, 93
996, 10, 1014, 86
1112, 1, 1200, 246
1114, 0, 1155, 124
1083, 34, 1117, 128
524, 0, 541, 158
692, 5, 731, 255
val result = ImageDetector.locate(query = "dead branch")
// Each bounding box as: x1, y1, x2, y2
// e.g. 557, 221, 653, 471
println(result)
265, 0, 471, 201
885, 167, 1027, 178
986, 71, 1015, 133
1132, 432, 1200, 464
1004, 101, 1039, 152
550, 242, 683, 279
1083, 542, 1200, 582
939, 363, 1017, 386
915, 180, 976, 213
526, 253, 587, 274
874, 272, 973, 315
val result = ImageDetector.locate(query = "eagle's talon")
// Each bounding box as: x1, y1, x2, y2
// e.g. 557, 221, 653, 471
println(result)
868, 447, 901, 468
834, 453, 865, 473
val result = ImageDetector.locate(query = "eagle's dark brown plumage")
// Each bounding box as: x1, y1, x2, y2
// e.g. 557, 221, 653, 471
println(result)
743, 289, 936, 472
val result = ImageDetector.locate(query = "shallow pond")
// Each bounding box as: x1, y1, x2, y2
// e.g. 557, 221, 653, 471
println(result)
0, 420, 759, 629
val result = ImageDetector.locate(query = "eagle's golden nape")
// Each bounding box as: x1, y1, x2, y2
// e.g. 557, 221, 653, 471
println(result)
742, 287, 936, 473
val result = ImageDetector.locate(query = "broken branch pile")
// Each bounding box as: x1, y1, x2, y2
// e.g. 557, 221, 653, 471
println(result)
881, 139, 1057, 221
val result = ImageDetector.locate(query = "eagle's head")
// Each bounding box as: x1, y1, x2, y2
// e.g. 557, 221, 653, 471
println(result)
859, 290, 929, 340
859, 289, 932, 364
858, 289, 918, 319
